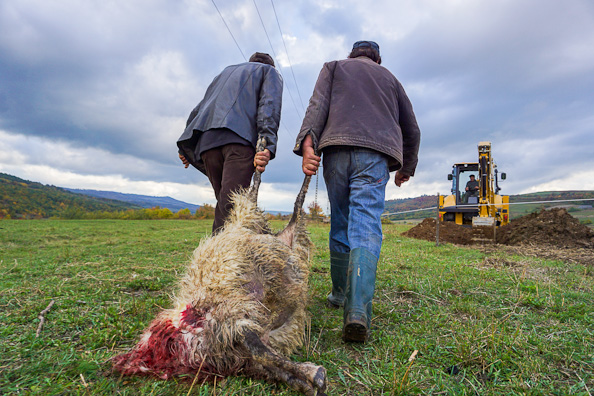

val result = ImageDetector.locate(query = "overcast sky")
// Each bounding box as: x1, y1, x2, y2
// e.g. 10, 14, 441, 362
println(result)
1, 0, 593, 213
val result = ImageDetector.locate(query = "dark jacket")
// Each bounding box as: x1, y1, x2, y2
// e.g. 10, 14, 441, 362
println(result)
293, 57, 420, 175
178, 62, 283, 174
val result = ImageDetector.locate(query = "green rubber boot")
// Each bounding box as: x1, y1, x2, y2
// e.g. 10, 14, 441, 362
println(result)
327, 251, 349, 308
342, 248, 378, 343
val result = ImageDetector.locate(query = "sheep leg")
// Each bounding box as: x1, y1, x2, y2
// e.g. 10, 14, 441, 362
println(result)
277, 174, 312, 247
280, 141, 317, 231
248, 136, 267, 203
287, 174, 311, 226
250, 363, 323, 396
243, 331, 327, 396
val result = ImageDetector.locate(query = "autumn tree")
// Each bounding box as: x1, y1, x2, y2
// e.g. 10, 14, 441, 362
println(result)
307, 201, 324, 221
194, 204, 215, 219
174, 208, 193, 219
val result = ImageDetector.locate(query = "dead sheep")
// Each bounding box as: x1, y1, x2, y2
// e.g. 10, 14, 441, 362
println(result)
112, 175, 327, 396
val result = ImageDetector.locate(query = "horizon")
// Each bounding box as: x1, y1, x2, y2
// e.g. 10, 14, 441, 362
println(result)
4, 171, 594, 217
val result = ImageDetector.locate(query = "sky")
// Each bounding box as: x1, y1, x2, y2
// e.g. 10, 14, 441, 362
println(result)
1, 0, 594, 213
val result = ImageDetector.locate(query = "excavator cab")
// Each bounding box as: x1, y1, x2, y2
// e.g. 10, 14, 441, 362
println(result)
447, 164, 480, 205
443, 163, 481, 225
440, 142, 510, 227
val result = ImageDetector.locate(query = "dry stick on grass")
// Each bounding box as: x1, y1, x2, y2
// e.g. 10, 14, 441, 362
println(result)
186, 359, 206, 396
80, 374, 91, 396
36, 299, 55, 338
398, 290, 443, 305
397, 349, 419, 393
576, 372, 592, 396
305, 317, 312, 360
342, 370, 370, 391
311, 325, 324, 357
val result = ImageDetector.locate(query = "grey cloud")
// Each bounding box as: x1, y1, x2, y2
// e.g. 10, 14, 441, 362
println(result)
1, 0, 594, 210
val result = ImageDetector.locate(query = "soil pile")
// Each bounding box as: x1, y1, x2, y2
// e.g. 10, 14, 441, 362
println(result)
402, 218, 475, 245
403, 208, 594, 249
496, 208, 594, 249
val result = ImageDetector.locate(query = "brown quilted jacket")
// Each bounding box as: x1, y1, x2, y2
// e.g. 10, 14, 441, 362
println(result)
293, 56, 420, 175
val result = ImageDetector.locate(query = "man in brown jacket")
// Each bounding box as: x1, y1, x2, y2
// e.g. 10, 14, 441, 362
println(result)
294, 41, 421, 342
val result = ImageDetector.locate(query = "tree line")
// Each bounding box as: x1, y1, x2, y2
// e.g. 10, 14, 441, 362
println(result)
56, 204, 216, 220
1, 173, 138, 219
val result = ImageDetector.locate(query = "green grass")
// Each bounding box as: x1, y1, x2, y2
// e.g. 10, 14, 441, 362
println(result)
1, 219, 593, 395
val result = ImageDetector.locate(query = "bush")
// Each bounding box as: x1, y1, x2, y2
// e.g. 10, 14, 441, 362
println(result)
195, 204, 215, 219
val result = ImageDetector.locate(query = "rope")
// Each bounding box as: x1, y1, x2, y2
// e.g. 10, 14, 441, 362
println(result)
209, 0, 299, 141
270, 0, 307, 112
382, 207, 437, 217
252, 0, 303, 119
314, 170, 319, 220
210, 0, 247, 61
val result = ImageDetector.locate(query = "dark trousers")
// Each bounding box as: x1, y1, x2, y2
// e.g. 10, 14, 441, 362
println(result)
201, 144, 255, 233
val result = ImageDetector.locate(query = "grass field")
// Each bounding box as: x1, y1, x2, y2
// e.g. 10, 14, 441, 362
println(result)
1, 219, 593, 395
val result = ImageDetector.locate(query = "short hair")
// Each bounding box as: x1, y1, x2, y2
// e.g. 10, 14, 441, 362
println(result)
249, 52, 275, 67
347, 47, 381, 64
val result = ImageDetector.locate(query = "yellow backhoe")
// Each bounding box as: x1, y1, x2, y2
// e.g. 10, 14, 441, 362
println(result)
439, 142, 510, 227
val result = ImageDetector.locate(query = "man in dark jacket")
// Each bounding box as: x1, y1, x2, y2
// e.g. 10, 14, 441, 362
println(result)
178, 52, 283, 233
465, 175, 479, 197
293, 41, 421, 342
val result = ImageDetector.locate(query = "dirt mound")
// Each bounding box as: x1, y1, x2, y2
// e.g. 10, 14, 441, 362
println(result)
402, 218, 475, 245
496, 208, 594, 249
403, 208, 594, 249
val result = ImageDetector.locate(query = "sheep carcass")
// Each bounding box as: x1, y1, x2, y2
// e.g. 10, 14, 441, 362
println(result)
112, 175, 327, 396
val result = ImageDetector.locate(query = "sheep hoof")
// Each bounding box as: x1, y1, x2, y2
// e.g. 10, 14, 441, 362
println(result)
313, 366, 327, 393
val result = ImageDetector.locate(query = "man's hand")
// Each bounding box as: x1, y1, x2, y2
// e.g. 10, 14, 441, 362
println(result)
254, 149, 271, 173
179, 153, 190, 168
302, 135, 321, 176
394, 170, 410, 187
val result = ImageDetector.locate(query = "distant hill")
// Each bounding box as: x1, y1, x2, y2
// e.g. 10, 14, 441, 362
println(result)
509, 190, 594, 203
0, 172, 288, 219
66, 189, 201, 213
384, 190, 594, 222
507, 191, 594, 219
3, 171, 593, 222
67, 189, 293, 217
0, 173, 140, 219
385, 195, 438, 216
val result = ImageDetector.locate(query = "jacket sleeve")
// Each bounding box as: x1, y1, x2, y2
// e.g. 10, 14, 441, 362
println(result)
177, 72, 223, 162
396, 82, 421, 176
293, 61, 335, 156
256, 67, 283, 159
177, 103, 203, 167
185, 104, 200, 127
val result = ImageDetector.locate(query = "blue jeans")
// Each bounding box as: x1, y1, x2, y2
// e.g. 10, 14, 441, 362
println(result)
323, 147, 389, 259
